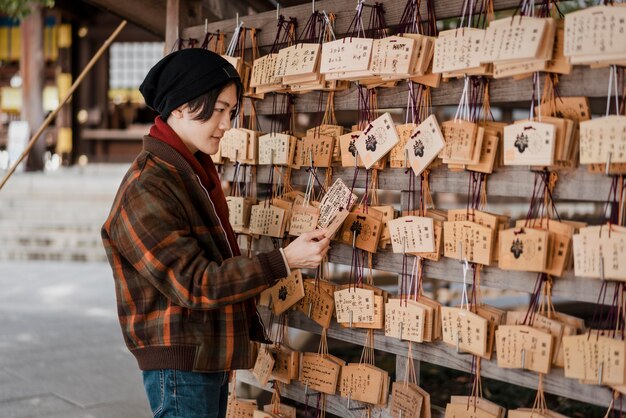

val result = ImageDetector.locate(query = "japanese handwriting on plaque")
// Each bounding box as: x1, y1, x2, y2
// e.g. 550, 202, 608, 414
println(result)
503, 121, 556, 166
499, 227, 550, 273
320, 38, 373, 74
433, 28, 486, 74
390, 382, 427, 418
252, 346, 275, 386
441, 307, 489, 357
339, 363, 388, 405
384, 299, 426, 343
496, 325, 554, 374
563, 331, 626, 385
388, 216, 435, 253
579, 116, 626, 164
573, 225, 626, 281
295, 279, 335, 328
317, 178, 357, 237
267, 269, 305, 315
564, 5, 626, 64
299, 353, 341, 395
354, 113, 400, 169
443, 221, 493, 266
372, 36, 416, 76
258, 133, 293, 165
448, 396, 505, 418
262, 404, 296, 418
249, 204, 285, 238
334, 287, 375, 324
441, 120, 478, 163
391, 123, 417, 168
289, 204, 319, 237
479, 17, 550, 63
226, 398, 257, 418
405, 115, 446, 176
339, 131, 365, 167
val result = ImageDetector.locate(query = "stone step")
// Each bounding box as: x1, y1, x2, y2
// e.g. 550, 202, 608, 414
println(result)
0, 229, 102, 249
0, 245, 108, 262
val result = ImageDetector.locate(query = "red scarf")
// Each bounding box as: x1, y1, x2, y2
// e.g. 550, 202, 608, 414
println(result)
149, 116, 240, 257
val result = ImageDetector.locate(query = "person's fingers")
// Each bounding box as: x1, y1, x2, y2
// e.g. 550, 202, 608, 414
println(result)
306, 228, 328, 241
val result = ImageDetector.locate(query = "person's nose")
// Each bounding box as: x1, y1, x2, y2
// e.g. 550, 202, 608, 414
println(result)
219, 113, 231, 131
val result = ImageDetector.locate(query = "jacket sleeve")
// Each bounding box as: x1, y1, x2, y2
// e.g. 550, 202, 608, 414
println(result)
106, 181, 288, 310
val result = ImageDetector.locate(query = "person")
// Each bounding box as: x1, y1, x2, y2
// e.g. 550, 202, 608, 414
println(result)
101, 48, 330, 418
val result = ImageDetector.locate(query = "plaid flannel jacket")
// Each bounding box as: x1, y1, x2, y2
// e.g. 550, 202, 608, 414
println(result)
101, 136, 287, 372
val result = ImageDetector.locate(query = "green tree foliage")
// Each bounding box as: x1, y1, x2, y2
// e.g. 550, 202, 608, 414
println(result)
0, 0, 54, 20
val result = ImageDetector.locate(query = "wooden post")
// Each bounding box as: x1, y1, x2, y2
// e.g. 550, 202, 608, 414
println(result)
165, 0, 202, 55
21, 3, 45, 171
56, 22, 73, 165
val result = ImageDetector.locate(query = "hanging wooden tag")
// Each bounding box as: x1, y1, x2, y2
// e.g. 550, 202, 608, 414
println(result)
579, 116, 626, 164
226, 398, 257, 418
433, 28, 487, 74
222, 128, 249, 162
506, 311, 565, 366
390, 381, 425, 418
496, 325, 553, 374
320, 38, 374, 74
475, 304, 506, 361
443, 221, 493, 266
479, 17, 550, 63
563, 331, 626, 385
391, 123, 417, 168
515, 220, 573, 278
337, 207, 383, 253
405, 115, 446, 176
270, 345, 300, 384
262, 404, 296, 418
441, 120, 478, 164
413, 219, 444, 262
339, 130, 366, 167
354, 112, 400, 169
295, 279, 335, 329
441, 307, 489, 357
295, 134, 334, 168
372, 36, 417, 77
253, 346, 275, 386
371, 205, 395, 247
240, 129, 260, 165
503, 120, 556, 166
385, 298, 426, 343
253, 411, 277, 418
466, 133, 500, 174
299, 353, 341, 395
339, 363, 388, 405
289, 204, 320, 237
279, 43, 320, 77
449, 396, 505, 418
498, 227, 549, 272
573, 226, 626, 280
226, 196, 256, 228
267, 269, 305, 315
444, 402, 500, 418
249, 204, 286, 238
346, 293, 385, 329
334, 287, 376, 324
413, 297, 437, 342
388, 216, 436, 253
317, 178, 357, 238
258, 133, 295, 165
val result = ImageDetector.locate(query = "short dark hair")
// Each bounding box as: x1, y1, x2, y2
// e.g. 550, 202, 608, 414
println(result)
185, 79, 243, 122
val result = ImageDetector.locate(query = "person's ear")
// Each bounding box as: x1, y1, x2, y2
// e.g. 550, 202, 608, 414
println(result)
171, 106, 185, 119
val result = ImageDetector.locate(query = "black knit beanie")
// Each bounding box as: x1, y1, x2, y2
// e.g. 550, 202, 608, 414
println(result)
139, 48, 241, 120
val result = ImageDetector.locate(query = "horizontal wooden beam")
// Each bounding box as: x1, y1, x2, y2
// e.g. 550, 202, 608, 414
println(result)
223, 164, 614, 202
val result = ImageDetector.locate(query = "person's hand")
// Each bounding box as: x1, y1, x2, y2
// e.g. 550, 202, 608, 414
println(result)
283, 228, 330, 269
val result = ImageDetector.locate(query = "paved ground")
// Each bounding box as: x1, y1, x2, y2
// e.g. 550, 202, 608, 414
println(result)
0, 261, 151, 418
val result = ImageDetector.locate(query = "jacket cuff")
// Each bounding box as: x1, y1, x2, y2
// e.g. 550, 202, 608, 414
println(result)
258, 249, 289, 285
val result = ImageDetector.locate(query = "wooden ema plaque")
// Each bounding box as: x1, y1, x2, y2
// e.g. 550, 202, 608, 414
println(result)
496, 325, 554, 374
405, 115, 446, 176
320, 38, 373, 74
226, 196, 256, 228
339, 130, 365, 167
391, 123, 417, 168
508, 409, 569, 418
339, 363, 389, 405
433, 28, 487, 75
340, 290, 385, 330
295, 279, 335, 329
249, 204, 285, 238
443, 220, 493, 266
337, 207, 383, 253
390, 381, 428, 418
498, 227, 549, 273
262, 404, 296, 418
270, 346, 299, 384
267, 270, 305, 315
506, 311, 566, 367
441, 307, 489, 357
354, 113, 400, 169
334, 287, 376, 325
441, 121, 480, 164
475, 304, 507, 361
503, 121, 556, 166
226, 398, 257, 418
573, 225, 626, 280
293, 134, 335, 168
388, 216, 436, 254
258, 133, 294, 165
288, 204, 319, 237
299, 352, 342, 395
252, 346, 275, 386
563, 331, 626, 385
385, 298, 426, 343
449, 396, 505, 418
444, 403, 501, 418
580, 116, 626, 164
317, 178, 357, 238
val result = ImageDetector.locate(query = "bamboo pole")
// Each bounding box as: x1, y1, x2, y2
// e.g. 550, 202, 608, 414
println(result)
0, 20, 128, 191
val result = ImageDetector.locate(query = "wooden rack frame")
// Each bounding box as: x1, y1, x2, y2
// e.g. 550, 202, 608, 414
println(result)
182, 1, 620, 416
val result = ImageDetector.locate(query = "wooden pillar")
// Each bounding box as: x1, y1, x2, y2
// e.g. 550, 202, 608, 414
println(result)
56, 22, 72, 165
21, 3, 45, 171
165, 0, 202, 55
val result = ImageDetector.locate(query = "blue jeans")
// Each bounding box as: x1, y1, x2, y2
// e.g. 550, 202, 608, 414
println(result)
143, 369, 229, 418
